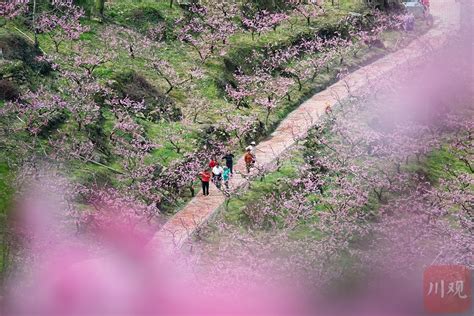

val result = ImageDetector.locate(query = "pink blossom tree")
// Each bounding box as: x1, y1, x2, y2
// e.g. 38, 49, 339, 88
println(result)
149, 59, 203, 95
0, 0, 30, 20
101, 25, 152, 60
36, 1, 89, 53
218, 111, 260, 148
2, 0, 88, 50
176, 4, 237, 62
242, 9, 289, 40
2, 86, 67, 137
289, 0, 324, 26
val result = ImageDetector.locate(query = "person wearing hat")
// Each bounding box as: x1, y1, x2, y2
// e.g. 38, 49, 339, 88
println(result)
244, 148, 254, 174
246, 141, 257, 163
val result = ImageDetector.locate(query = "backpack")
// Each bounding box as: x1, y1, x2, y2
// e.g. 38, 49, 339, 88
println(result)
244, 153, 253, 164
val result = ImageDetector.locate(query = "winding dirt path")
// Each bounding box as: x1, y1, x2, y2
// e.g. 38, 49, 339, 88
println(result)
148, 0, 461, 251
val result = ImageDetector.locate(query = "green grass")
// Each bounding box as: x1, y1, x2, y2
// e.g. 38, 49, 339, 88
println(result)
0, 162, 12, 217
0, 161, 13, 277
107, 0, 182, 32
421, 146, 472, 183
222, 150, 304, 225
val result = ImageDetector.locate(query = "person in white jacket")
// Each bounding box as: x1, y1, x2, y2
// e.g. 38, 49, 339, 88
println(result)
212, 163, 224, 189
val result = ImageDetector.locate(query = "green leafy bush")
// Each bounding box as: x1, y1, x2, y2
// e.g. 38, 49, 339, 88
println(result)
0, 34, 51, 74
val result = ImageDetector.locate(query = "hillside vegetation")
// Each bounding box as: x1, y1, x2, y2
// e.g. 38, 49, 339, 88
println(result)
1, 0, 423, 214
0, 0, 427, 277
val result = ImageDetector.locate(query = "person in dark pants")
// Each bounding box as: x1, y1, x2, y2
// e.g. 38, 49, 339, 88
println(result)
199, 168, 211, 196
222, 152, 235, 174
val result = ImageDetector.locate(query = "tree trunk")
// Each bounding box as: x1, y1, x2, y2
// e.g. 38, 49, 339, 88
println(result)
53, 40, 60, 53
374, 187, 384, 202
165, 83, 174, 94
32, 0, 39, 48
265, 109, 271, 128
97, 0, 105, 17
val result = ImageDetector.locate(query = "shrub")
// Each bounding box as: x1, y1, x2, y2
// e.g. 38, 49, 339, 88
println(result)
0, 34, 51, 74
0, 80, 19, 101
124, 7, 167, 34
37, 111, 68, 138
0, 34, 37, 63
243, 0, 294, 13
128, 7, 164, 23
110, 70, 182, 122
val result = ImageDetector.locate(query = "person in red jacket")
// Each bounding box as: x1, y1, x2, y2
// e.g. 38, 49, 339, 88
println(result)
199, 168, 211, 196
209, 157, 218, 169
244, 149, 254, 174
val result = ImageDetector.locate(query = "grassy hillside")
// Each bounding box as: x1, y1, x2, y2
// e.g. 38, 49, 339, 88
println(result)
0, 0, 429, 217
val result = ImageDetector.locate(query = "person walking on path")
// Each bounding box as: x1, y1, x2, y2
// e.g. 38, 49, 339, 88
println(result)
209, 157, 218, 169
222, 152, 235, 174
246, 141, 257, 165
222, 166, 231, 190
199, 168, 211, 196
212, 163, 224, 189
244, 149, 254, 174
246, 141, 257, 157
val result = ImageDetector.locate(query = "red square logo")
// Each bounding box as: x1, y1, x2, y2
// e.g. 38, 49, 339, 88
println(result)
424, 265, 472, 313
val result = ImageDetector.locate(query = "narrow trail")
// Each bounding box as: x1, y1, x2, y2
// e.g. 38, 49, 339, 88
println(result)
148, 0, 461, 251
